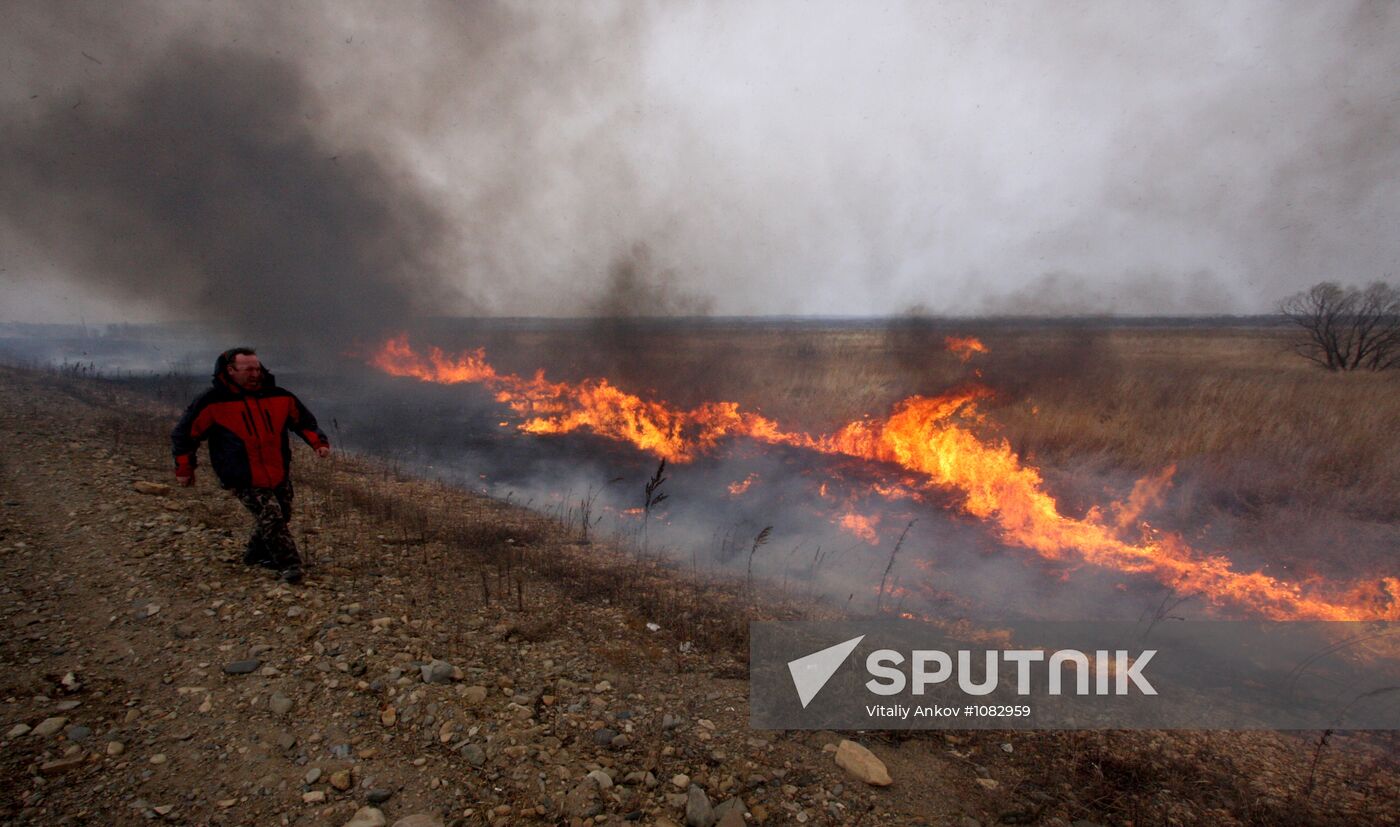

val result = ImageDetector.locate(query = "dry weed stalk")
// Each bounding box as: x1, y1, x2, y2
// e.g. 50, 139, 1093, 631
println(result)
641, 459, 668, 558
876, 519, 915, 613
745, 525, 772, 595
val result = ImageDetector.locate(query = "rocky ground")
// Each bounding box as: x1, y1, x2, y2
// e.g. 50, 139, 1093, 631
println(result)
0, 364, 1396, 826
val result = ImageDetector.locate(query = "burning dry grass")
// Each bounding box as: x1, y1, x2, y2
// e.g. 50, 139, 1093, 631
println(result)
723, 328, 1400, 528
434, 323, 1400, 520
372, 325, 1400, 620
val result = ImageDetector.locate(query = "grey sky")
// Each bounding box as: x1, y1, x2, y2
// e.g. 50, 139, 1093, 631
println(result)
2, 0, 1397, 326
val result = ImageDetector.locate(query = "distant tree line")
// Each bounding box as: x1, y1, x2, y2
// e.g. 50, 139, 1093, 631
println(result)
1280, 281, 1400, 371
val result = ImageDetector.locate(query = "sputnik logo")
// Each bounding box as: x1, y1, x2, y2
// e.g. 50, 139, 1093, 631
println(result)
788, 635, 865, 708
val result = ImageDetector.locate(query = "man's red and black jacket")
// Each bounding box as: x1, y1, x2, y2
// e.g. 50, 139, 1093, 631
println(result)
171, 368, 329, 490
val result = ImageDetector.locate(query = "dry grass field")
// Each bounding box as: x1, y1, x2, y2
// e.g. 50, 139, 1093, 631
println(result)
407, 321, 1398, 588
444, 321, 1400, 519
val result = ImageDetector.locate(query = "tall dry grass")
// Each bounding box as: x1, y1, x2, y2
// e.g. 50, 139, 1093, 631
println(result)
980, 331, 1400, 521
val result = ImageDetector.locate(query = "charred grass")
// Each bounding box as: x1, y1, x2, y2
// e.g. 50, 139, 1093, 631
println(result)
292, 446, 812, 661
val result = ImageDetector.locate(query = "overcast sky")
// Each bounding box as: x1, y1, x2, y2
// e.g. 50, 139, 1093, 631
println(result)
3, 0, 1397, 327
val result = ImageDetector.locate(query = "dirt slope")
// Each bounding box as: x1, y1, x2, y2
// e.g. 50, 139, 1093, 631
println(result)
0, 365, 1394, 826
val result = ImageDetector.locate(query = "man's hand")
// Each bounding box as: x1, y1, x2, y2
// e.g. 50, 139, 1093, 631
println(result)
316, 445, 331, 458
176, 474, 195, 487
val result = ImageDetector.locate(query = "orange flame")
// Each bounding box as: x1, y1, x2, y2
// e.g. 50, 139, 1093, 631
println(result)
1102, 464, 1175, 531
370, 335, 1399, 622
837, 511, 881, 545
727, 473, 759, 496
371, 335, 786, 463
946, 336, 988, 363
871, 479, 925, 502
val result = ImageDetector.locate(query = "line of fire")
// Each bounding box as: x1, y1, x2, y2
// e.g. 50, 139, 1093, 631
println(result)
368, 333, 1399, 626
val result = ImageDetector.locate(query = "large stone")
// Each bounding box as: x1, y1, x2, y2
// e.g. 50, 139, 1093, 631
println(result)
342, 807, 387, 827
420, 660, 454, 684
133, 481, 172, 496
686, 784, 715, 827
592, 727, 618, 745
30, 717, 68, 737
460, 743, 486, 766
269, 692, 294, 715
39, 756, 86, 776
391, 817, 444, 827
834, 739, 892, 786
223, 660, 261, 675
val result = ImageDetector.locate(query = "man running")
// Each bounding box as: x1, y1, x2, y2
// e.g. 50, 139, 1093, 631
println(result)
171, 348, 330, 583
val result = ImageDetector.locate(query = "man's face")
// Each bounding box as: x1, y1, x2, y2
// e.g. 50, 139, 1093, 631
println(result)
228, 354, 263, 390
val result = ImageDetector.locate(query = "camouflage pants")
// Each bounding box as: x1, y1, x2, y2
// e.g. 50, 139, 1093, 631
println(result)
232, 480, 300, 570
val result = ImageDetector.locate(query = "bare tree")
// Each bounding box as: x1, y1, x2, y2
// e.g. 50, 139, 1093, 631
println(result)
1280, 281, 1400, 371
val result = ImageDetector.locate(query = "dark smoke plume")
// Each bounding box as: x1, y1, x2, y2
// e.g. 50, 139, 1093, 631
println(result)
589, 242, 713, 319
1, 44, 459, 347
582, 241, 719, 392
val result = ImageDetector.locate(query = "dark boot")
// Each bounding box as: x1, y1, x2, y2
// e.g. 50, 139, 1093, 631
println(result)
243, 537, 276, 568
